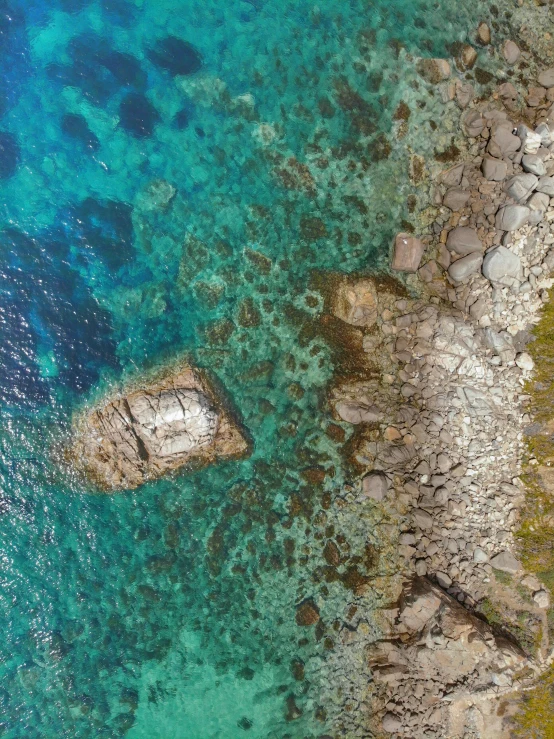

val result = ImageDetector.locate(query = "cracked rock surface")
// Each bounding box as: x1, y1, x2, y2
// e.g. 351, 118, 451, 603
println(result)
69, 365, 248, 490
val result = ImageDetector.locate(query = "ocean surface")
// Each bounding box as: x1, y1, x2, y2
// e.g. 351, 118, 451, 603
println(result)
0, 0, 504, 736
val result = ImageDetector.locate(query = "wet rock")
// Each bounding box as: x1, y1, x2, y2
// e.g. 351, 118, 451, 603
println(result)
323, 540, 341, 566
538, 68, 554, 88
459, 45, 478, 70
392, 232, 425, 272
69, 365, 248, 490
482, 155, 507, 181
482, 246, 521, 283
477, 22, 491, 45
490, 550, 522, 574
416, 58, 451, 84
522, 154, 546, 176
455, 80, 474, 109
443, 188, 470, 211
295, 599, 320, 626
136, 179, 176, 211
446, 226, 482, 255
448, 252, 483, 282
119, 93, 160, 138
502, 40, 521, 65
440, 163, 465, 187
495, 204, 530, 231
332, 278, 378, 327
148, 36, 202, 76
505, 173, 538, 202
362, 471, 389, 501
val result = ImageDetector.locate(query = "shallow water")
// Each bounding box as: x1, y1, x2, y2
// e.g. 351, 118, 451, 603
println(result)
0, 0, 508, 736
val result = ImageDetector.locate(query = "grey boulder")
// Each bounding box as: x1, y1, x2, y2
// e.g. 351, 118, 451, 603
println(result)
462, 109, 485, 138
446, 226, 482, 255
362, 472, 389, 501
528, 192, 549, 225
482, 156, 508, 181
538, 68, 554, 88
522, 154, 547, 176
537, 176, 554, 196
448, 252, 483, 282
504, 173, 538, 202
495, 204, 530, 231
487, 125, 521, 158
443, 188, 470, 211
482, 246, 521, 283
440, 162, 465, 188
502, 40, 521, 65
490, 550, 523, 574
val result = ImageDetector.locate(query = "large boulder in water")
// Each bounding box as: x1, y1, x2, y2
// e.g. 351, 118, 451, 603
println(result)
69, 365, 249, 490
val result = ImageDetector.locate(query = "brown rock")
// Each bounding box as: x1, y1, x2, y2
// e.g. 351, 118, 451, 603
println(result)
332, 278, 378, 327
476, 21, 491, 45
68, 364, 249, 491
459, 44, 477, 70
392, 232, 425, 272
295, 599, 320, 626
416, 58, 451, 84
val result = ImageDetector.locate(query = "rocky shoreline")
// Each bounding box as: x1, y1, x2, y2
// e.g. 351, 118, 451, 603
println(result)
328, 22, 554, 739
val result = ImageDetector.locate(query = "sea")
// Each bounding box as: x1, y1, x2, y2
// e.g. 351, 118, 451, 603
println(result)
0, 0, 510, 736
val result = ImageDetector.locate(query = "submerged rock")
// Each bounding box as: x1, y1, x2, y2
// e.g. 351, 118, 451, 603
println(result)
332, 277, 378, 327
148, 37, 202, 76
69, 364, 249, 490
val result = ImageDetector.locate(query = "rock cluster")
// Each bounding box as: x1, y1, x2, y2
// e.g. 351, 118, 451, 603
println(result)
329, 49, 554, 738
69, 365, 248, 490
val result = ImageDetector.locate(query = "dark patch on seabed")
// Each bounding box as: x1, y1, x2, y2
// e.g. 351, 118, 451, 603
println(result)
0, 0, 500, 736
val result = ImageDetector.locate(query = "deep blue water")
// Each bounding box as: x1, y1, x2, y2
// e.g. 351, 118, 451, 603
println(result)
0, 0, 502, 736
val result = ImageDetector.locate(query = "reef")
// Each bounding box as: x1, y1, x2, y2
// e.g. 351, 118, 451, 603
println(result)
69, 365, 249, 491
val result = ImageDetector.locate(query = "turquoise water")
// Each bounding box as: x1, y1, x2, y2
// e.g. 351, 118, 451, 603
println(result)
0, 0, 507, 736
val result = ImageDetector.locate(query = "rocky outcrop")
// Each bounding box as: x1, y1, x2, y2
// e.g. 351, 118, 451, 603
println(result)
69, 365, 248, 490
369, 578, 529, 736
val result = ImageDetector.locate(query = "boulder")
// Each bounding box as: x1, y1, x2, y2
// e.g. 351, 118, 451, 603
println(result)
490, 551, 522, 574
538, 68, 554, 88
505, 173, 538, 202
332, 278, 378, 327
528, 192, 549, 224
448, 252, 483, 282
482, 246, 521, 283
462, 109, 485, 138
517, 124, 542, 154
482, 156, 508, 181
440, 163, 465, 187
459, 44, 478, 70
382, 714, 402, 733
477, 22, 491, 45
515, 352, 534, 371
295, 599, 320, 626
533, 590, 550, 608
443, 188, 471, 211
68, 365, 249, 491
535, 122, 552, 147
417, 58, 451, 84
495, 204, 530, 231
362, 472, 389, 501
522, 154, 547, 176
455, 80, 474, 109
502, 40, 521, 65
537, 176, 554, 196
335, 400, 382, 424
487, 125, 521, 158
446, 226, 482, 255
392, 232, 425, 272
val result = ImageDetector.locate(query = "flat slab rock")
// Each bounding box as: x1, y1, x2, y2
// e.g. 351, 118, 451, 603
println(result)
69, 365, 248, 491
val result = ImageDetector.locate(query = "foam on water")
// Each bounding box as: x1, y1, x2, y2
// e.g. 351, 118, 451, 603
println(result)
0, 0, 509, 736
